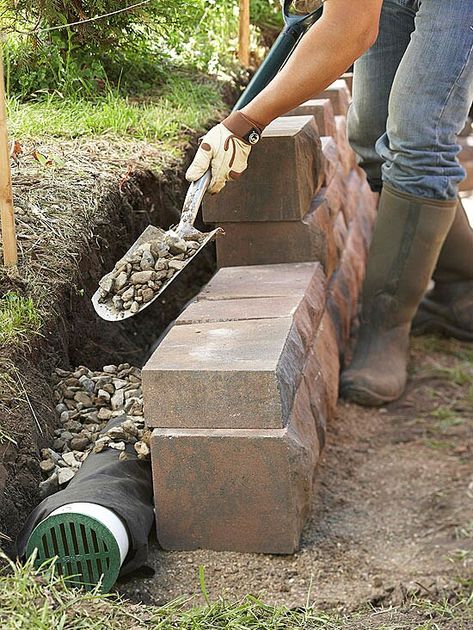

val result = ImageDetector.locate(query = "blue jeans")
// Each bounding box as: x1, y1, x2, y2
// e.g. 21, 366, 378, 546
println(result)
348, 0, 473, 200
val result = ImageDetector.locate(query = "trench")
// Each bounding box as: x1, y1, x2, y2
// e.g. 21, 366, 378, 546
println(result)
0, 155, 217, 550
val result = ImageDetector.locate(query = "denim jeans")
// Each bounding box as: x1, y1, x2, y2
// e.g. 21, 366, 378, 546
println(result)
348, 0, 473, 200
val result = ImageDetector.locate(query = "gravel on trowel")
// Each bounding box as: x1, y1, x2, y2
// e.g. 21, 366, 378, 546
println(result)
39, 363, 150, 498
97, 231, 204, 316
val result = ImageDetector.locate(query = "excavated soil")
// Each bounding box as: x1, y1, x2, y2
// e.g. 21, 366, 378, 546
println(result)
0, 136, 217, 548
120, 334, 473, 624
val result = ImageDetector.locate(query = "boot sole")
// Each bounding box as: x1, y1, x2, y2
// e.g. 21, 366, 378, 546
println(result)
411, 316, 473, 342
340, 382, 400, 407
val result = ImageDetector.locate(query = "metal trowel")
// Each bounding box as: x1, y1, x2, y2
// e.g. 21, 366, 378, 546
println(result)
92, 0, 324, 321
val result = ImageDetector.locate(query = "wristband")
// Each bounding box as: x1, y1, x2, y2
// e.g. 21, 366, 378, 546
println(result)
222, 111, 265, 146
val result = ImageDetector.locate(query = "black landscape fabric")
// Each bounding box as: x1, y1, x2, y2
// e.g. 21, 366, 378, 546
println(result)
16, 418, 155, 576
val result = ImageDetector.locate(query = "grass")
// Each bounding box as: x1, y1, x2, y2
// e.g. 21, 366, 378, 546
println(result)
0, 292, 42, 347
7, 74, 226, 143
1, 552, 472, 630
0, 553, 343, 630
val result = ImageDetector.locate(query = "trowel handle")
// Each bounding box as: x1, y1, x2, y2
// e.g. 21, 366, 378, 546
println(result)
177, 169, 212, 230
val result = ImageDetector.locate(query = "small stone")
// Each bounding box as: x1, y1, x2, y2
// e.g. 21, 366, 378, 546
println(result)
62, 452, 80, 467
74, 391, 93, 406
111, 389, 125, 410
81, 411, 99, 424
130, 270, 156, 285
155, 259, 168, 271
164, 232, 187, 254
109, 441, 126, 451
130, 301, 140, 314
112, 379, 127, 390
119, 452, 132, 461
70, 436, 90, 451
114, 271, 128, 292
97, 389, 111, 403
53, 438, 65, 451
40, 459, 55, 474
121, 286, 135, 302
97, 407, 113, 420
55, 403, 68, 415
168, 259, 186, 271
99, 273, 114, 294
93, 437, 110, 453
103, 365, 117, 374
117, 363, 131, 372
142, 288, 155, 303
60, 410, 70, 424
39, 473, 59, 498
112, 295, 124, 311
122, 419, 139, 437
140, 251, 155, 270
154, 270, 168, 281
134, 441, 150, 458
61, 431, 74, 442
79, 376, 95, 394
58, 468, 75, 485
107, 426, 126, 441
102, 383, 115, 395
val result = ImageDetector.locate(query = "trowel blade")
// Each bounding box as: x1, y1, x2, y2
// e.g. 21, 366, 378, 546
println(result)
92, 225, 222, 322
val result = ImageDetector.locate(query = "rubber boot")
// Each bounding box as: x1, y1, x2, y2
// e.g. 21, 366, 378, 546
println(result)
340, 185, 456, 407
412, 199, 473, 341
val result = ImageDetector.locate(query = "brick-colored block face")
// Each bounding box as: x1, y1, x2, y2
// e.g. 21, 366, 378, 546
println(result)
335, 115, 355, 177
315, 79, 351, 116
202, 116, 323, 223
150, 424, 319, 554
200, 262, 320, 300
143, 318, 301, 429
287, 98, 336, 138
321, 136, 340, 187
215, 203, 339, 274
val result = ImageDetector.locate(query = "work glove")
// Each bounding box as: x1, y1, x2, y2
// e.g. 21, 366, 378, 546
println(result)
185, 111, 264, 194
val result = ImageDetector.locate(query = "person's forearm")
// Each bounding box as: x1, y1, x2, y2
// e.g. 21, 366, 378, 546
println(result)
241, 2, 381, 127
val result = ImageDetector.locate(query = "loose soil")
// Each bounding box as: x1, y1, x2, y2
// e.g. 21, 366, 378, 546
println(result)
120, 334, 473, 626
0, 133, 218, 547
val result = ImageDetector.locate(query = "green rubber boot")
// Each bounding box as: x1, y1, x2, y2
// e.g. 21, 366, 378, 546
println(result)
340, 185, 456, 406
412, 199, 473, 341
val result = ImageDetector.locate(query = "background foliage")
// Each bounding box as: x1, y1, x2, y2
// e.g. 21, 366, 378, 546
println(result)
1, 0, 282, 99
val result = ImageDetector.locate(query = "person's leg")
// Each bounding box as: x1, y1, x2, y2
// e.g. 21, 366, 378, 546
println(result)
412, 198, 473, 340
376, 0, 473, 199
348, 0, 416, 192
341, 0, 472, 406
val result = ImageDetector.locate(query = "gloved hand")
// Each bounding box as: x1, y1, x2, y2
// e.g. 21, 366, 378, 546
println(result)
185, 111, 264, 194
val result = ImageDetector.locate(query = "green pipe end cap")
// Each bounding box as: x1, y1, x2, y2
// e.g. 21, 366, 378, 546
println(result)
26, 513, 122, 593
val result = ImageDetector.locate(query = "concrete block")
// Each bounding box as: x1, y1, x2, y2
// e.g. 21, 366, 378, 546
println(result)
311, 166, 345, 221
215, 198, 339, 275
315, 79, 351, 116
328, 196, 376, 356
335, 115, 355, 176
321, 136, 340, 187
203, 116, 323, 223
150, 414, 321, 553
287, 98, 336, 137
199, 262, 321, 300
144, 263, 327, 430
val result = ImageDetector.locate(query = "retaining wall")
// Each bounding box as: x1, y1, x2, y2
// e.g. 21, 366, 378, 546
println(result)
143, 77, 379, 553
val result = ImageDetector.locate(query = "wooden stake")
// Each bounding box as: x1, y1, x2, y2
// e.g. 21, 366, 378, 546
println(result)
238, 0, 250, 68
0, 45, 17, 268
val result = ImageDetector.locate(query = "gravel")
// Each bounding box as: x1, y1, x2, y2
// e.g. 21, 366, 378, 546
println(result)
40, 363, 150, 498
97, 232, 203, 316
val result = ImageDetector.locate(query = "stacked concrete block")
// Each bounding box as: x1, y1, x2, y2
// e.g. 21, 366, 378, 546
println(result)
144, 76, 379, 554
144, 263, 333, 553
